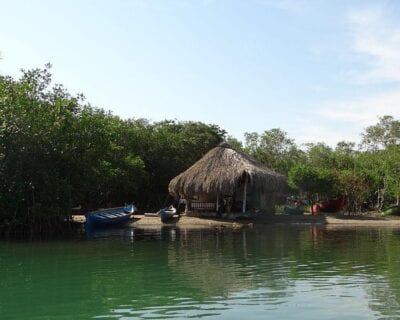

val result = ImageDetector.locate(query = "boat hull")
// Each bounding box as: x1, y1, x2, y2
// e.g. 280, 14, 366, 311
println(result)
160, 210, 175, 223
85, 205, 135, 228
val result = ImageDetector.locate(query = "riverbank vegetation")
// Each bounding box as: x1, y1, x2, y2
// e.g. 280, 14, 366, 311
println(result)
0, 66, 225, 234
244, 117, 400, 214
0, 66, 399, 233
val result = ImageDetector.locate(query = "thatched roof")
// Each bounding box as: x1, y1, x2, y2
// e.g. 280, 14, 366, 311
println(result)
169, 142, 287, 197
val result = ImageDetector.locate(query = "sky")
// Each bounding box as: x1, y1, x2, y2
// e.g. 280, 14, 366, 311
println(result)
1, 0, 400, 146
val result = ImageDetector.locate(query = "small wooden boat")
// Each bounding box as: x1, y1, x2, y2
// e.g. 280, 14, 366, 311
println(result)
159, 206, 177, 223
85, 204, 136, 229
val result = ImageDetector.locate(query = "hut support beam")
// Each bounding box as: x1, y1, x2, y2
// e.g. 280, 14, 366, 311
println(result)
242, 177, 247, 213
216, 193, 219, 213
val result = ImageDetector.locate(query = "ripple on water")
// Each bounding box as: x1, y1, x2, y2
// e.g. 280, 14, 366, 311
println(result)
2, 226, 400, 319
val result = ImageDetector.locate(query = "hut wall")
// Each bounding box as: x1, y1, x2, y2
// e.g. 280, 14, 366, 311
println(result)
258, 192, 275, 214
190, 193, 216, 202
168, 143, 287, 213
185, 192, 218, 214
182, 185, 280, 215
246, 186, 276, 214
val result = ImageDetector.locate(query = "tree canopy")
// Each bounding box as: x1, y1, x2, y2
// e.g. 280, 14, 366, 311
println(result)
0, 66, 225, 233
1, 65, 399, 233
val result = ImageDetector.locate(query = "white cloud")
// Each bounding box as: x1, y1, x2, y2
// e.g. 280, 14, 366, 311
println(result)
317, 89, 400, 144
303, 4, 400, 146
302, 85, 400, 146
347, 6, 400, 83
321, 90, 400, 124
293, 87, 400, 146
290, 91, 400, 146
292, 121, 358, 146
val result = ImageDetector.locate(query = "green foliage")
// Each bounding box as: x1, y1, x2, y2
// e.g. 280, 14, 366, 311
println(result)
354, 145, 400, 210
304, 143, 336, 169
244, 128, 304, 174
245, 117, 399, 213
225, 135, 243, 151
288, 166, 321, 194
0, 66, 225, 232
334, 141, 357, 171
1, 64, 400, 232
361, 115, 400, 150
338, 170, 372, 213
288, 165, 338, 213
386, 146, 400, 205
382, 206, 400, 216
288, 165, 337, 197
134, 120, 224, 209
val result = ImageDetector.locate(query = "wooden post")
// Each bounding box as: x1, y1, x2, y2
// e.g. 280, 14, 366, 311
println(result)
216, 192, 219, 213
242, 177, 247, 213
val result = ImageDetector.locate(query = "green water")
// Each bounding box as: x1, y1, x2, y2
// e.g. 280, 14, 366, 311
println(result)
1, 225, 400, 319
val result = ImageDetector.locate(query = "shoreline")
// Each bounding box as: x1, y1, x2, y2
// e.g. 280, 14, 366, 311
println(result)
130, 213, 400, 228
72, 213, 400, 229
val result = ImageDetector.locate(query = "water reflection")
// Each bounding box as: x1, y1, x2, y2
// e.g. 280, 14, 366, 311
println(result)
1, 225, 400, 319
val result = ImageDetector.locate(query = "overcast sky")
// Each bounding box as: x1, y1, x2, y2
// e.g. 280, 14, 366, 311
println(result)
1, 0, 400, 146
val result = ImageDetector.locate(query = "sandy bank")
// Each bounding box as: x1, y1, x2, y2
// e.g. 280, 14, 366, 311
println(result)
131, 215, 251, 229
132, 213, 400, 228
72, 213, 400, 228
324, 215, 400, 227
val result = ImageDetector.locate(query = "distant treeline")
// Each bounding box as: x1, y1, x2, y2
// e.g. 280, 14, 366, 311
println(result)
0, 65, 399, 233
243, 120, 400, 213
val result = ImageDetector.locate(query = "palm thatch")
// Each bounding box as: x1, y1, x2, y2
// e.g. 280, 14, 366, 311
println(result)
169, 142, 287, 197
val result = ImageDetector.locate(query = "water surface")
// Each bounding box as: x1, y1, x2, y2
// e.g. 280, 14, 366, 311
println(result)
1, 225, 400, 319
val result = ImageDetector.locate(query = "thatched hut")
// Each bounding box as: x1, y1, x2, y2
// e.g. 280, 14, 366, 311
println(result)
168, 142, 287, 216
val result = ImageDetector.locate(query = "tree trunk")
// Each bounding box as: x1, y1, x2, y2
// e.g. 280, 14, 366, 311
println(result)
242, 178, 248, 214
377, 177, 388, 211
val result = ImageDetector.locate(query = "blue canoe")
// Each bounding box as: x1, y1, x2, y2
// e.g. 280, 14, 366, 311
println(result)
85, 204, 136, 228
159, 206, 177, 223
